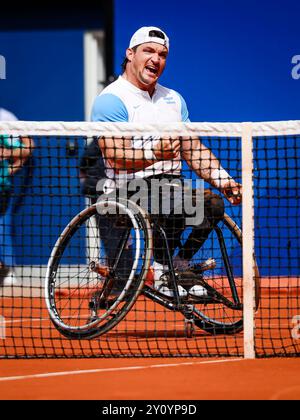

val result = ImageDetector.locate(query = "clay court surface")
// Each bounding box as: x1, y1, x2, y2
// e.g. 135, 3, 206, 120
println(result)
0, 357, 300, 400
1, 278, 299, 400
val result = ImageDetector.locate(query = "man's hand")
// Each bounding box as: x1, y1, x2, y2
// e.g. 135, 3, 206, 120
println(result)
153, 137, 181, 160
0, 148, 12, 160
221, 180, 242, 205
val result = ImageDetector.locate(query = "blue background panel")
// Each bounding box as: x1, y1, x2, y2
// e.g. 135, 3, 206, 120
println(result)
0, 30, 85, 121
114, 0, 300, 122
0, 1, 299, 275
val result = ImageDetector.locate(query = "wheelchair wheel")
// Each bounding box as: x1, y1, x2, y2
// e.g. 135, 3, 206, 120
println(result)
45, 198, 152, 339
190, 213, 260, 335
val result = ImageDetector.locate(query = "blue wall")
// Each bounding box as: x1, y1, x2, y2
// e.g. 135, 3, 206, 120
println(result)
114, 0, 300, 275
114, 0, 300, 122
0, 29, 87, 264
0, 30, 85, 121
0, 29, 88, 264
0, 1, 299, 274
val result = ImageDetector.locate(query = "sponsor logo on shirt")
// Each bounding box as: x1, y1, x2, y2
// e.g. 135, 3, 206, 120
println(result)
163, 96, 176, 105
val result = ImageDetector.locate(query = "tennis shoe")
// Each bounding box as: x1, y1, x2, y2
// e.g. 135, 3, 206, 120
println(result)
152, 261, 187, 298
176, 269, 208, 297
155, 282, 188, 298
188, 284, 208, 297
189, 258, 216, 273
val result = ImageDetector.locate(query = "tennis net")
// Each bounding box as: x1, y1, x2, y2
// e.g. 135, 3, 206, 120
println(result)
0, 120, 299, 358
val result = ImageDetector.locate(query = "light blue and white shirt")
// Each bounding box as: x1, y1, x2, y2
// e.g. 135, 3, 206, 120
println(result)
91, 76, 189, 183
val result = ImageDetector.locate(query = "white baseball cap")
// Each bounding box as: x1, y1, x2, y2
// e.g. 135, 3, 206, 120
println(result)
129, 26, 170, 50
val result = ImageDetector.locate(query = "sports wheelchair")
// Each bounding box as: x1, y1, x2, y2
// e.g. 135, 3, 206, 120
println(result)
45, 197, 260, 339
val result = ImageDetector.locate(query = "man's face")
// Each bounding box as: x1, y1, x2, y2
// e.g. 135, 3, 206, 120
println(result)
126, 42, 168, 90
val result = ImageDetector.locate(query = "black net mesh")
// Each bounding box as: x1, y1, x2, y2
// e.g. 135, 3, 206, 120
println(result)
0, 123, 298, 358
254, 135, 300, 357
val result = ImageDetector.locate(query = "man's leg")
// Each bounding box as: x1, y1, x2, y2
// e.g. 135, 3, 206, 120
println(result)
96, 213, 134, 288
149, 179, 187, 297
151, 213, 188, 297
89, 195, 134, 290
152, 213, 184, 266
177, 190, 225, 261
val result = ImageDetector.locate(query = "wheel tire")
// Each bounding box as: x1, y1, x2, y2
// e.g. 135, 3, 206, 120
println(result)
45, 198, 152, 339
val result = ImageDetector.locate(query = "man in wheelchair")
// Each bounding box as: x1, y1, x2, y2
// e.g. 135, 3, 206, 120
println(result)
91, 26, 242, 298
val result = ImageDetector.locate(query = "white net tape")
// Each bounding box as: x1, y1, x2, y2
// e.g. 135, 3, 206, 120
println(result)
0, 120, 300, 137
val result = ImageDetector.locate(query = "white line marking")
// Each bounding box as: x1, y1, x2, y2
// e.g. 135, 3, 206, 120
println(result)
4, 318, 49, 325
4, 317, 289, 328
269, 385, 300, 400
0, 358, 243, 382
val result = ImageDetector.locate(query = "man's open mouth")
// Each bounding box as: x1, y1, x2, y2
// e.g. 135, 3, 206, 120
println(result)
145, 66, 158, 75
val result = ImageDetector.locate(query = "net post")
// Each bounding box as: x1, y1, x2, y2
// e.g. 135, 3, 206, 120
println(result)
241, 122, 256, 359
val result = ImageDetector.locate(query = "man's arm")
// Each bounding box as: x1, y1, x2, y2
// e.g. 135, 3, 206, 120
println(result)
181, 136, 242, 205
99, 136, 181, 172
0, 137, 35, 175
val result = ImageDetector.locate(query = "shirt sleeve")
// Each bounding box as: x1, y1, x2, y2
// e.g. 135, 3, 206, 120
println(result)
91, 94, 129, 122
177, 93, 190, 122
1, 135, 24, 149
